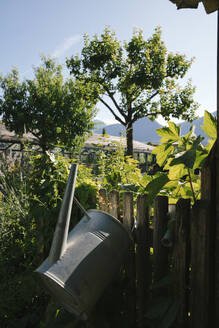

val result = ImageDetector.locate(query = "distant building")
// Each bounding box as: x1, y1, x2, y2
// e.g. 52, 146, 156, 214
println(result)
0, 124, 156, 171
81, 134, 156, 172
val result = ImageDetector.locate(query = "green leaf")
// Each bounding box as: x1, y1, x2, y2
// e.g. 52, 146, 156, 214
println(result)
156, 125, 180, 143
168, 164, 187, 180
201, 110, 217, 139
205, 138, 216, 152
193, 149, 208, 169
164, 180, 179, 189
145, 173, 169, 204
152, 143, 175, 167
168, 121, 180, 137
169, 135, 202, 169
170, 149, 196, 169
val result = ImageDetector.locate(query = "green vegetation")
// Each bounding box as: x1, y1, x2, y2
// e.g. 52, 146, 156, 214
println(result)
0, 152, 98, 328
0, 56, 98, 153
67, 27, 198, 156
146, 110, 216, 204
95, 141, 142, 191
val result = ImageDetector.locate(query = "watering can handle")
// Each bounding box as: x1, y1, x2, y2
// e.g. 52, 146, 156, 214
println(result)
73, 196, 92, 221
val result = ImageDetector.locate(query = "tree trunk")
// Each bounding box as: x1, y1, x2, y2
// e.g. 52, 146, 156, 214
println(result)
126, 121, 133, 157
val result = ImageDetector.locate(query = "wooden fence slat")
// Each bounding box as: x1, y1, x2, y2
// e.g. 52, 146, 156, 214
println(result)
153, 196, 169, 283
173, 198, 190, 328
201, 141, 216, 202
190, 200, 211, 328
109, 190, 120, 219
136, 194, 151, 328
201, 142, 217, 325
99, 188, 108, 212
123, 192, 136, 328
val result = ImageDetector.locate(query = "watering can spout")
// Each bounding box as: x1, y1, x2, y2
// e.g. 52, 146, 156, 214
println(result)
47, 163, 78, 266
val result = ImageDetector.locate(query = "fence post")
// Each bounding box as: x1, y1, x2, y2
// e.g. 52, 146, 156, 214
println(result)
99, 188, 108, 212
109, 190, 120, 220
190, 200, 211, 328
173, 198, 190, 328
123, 192, 136, 328
153, 196, 169, 282
136, 194, 151, 328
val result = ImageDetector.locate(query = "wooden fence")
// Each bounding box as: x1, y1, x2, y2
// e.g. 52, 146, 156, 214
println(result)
98, 189, 214, 328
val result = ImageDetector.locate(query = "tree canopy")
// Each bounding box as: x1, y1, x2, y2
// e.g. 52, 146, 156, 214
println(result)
0, 57, 98, 152
67, 27, 199, 156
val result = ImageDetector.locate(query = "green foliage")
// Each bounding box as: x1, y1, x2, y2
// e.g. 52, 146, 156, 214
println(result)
96, 142, 142, 191
0, 56, 98, 152
144, 173, 169, 204
201, 109, 217, 139
67, 26, 198, 155
0, 151, 99, 328
148, 110, 216, 204
72, 164, 98, 223
0, 155, 49, 328
27, 152, 71, 259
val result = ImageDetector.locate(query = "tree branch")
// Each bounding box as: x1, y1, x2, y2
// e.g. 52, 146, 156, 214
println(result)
131, 91, 160, 123
147, 90, 159, 102
132, 89, 159, 105
98, 97, 125, 125
103, 85, 128, 119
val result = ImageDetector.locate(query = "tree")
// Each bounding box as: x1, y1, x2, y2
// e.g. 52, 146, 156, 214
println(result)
66, 27, 199, 156
102, 127, 106, 136
0, 57, 98, 152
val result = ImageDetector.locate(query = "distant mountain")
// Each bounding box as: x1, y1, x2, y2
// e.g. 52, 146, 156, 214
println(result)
93, 111, 216, 145
133, 117, 162, 143
179, 111, 216, 143
94, 117, 162, 144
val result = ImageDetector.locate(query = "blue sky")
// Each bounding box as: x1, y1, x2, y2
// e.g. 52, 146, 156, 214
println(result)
1, 0, 217, 125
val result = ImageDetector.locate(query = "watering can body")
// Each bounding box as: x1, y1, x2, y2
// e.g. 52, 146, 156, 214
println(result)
35, 165, 132, 320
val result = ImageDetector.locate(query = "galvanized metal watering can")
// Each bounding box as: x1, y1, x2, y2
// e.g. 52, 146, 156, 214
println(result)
35, 164, 132, 320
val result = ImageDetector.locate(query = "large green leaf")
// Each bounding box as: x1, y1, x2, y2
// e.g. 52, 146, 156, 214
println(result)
145, 173, 169, 204
201, 110, 217, 139
168, 121, 180, 137
152, 143, 175, 167
169, 135, 202, 169
156, 126, 180, 143
170, 149, 196, 169
164, 180, 179, 189
193, 149, 208, 169
168, 164, 187, 180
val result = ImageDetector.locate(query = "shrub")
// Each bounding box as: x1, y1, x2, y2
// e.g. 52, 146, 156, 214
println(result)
0, 151, 99, 327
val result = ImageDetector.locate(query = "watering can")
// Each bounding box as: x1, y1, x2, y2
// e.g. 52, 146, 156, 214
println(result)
35, 164, 133, 320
